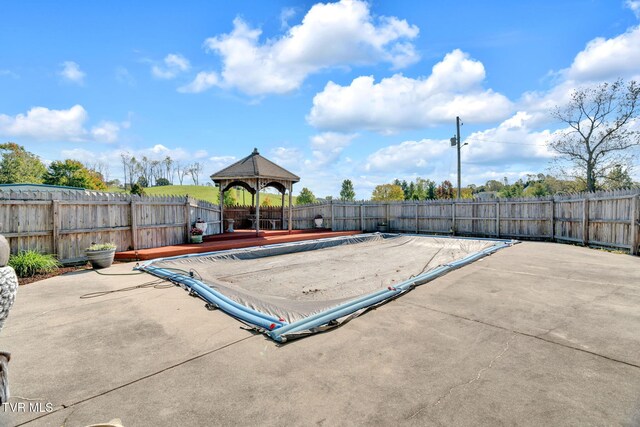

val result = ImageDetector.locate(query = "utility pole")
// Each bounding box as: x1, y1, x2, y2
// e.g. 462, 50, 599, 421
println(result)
456, 116, 461, 199
450, 116, 463, 199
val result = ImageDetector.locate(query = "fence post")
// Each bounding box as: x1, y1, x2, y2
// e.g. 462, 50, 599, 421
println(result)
330, 200, 335, 231
52, 200, 60, 257
451, 200, 456, 234
184, 197, 191, 242
631, 195, 639, 256
415, 203, 419, 234
386, 203, 390, 229
131, 198, 138, 251
550, 199, 555, 241
360, 203, 364, 231
495, 200, 500, 238
582, 197, 589, 246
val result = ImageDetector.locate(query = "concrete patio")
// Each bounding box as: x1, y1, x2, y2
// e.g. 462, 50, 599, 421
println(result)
1, 241, 639, 426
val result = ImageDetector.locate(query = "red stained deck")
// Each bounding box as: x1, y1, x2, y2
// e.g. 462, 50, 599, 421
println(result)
115, 229, 362, 261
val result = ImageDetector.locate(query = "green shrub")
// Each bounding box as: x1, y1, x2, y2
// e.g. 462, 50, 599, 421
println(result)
86, 243, 116, 251
9, 250, 60, 278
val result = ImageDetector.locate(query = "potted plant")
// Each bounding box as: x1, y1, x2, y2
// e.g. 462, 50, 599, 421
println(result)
194, 218, 207, 235
85, 242, 117, 269
190, 226, 204, 243
377, 222, 388, 233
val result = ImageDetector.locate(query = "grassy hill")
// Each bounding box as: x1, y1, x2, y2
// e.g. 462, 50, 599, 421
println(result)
107, 185, 295, 206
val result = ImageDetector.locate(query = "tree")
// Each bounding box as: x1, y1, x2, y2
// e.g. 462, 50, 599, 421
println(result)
150, 160, 162, 186
425, 180, 437, 200
371, 184, 404, 201
408, 182, 417, 200
549, 80, 640, 192
120, 153, 131, 189
498, 182, 524, 198
603, 165, 634, 190
139, 156, 152, 187
155, 177, 171, 186
523, 182, 550, 197
0, 143, 46, 184
130, 182, 145, 196
137, 176, 149, 188
125, 156, 140, 188
43, 159, 106, 190
163, 156, 174, 184
106, 178, 121, 188
296, 187, 316, 205
175, 161, 188, 185
219, 188, 235, 206
435, 180, 454, 199
339, 179, 356, 201
189, 162, 203, 185
484, 179, 504, 192
84, 160, 110, 183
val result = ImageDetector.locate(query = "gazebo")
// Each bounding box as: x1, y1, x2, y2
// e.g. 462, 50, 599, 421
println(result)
210, 148, 300, 235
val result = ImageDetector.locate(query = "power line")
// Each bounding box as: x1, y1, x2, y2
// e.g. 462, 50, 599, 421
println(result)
463, 136, 548, 146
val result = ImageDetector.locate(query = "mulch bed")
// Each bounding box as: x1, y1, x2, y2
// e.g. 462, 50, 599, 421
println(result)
18, 265, 90, 286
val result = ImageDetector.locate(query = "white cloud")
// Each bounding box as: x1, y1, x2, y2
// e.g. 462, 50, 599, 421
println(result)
462, 111, 556, 167
0, 105, 121, 143
59, 61, 85, 84
627, 0, 640, 18
280, 7, 297, 29
115, 66, 136, 86
0, 70, 19, 79
364, 138, 449, 173
308, 132, 358, 167
269, 147, 305, 170
0, 105, 87, 141
90, 121, 120, 143
178, 71, 219, 93
516, 21, 640, 129
308, 49, 513, 133
565, 25, 640, 81
189, 0, 419, 95
359, 111, 560, 192
152, 53, 191, 79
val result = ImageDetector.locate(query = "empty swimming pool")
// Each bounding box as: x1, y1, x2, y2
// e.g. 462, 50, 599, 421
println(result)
137, 233, 516, 342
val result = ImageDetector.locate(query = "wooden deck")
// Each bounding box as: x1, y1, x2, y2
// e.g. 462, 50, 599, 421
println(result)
115, 229, 362, 261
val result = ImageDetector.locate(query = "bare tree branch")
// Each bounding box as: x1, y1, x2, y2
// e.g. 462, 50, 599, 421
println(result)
548, 79, 640, 191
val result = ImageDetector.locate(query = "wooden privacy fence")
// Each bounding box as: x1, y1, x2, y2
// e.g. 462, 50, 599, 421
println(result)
2, 188, 638, 262
291, 189, 640, 255
0, 190, 221, 263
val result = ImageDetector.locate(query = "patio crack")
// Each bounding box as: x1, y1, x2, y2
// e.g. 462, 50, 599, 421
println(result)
17, 335, 256, 426
402, 300, 640, 370
407, 334, 514, 420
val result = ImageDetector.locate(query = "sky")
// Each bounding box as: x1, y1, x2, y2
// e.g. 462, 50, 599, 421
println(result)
1, 0, 640, 198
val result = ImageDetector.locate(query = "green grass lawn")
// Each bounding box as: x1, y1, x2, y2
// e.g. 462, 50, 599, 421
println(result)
107, 185, 295, 206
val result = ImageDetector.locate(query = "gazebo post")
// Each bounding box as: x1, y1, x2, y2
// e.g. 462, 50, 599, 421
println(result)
281, 191, 285, 231
255, 178, 261, 236
219, 182, 224, 234
288, 182, 293, 233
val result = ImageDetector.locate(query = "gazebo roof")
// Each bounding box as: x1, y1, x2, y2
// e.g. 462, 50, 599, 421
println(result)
210, 148, 300, 183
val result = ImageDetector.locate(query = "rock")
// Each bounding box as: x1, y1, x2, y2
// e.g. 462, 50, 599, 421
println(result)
0, 266, 18, 333
0, 235, 8, 267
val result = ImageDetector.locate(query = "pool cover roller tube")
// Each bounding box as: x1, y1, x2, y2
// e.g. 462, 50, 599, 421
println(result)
136, 233, 517, 342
